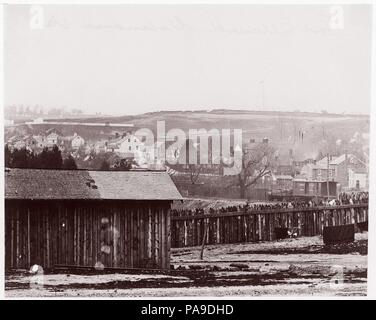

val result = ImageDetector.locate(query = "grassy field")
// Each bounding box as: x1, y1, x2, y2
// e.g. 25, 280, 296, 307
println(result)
6, 110, 369, 145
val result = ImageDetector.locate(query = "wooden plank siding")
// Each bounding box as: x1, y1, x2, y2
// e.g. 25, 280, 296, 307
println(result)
171, 204, 368, 248
5, 200, 172, 270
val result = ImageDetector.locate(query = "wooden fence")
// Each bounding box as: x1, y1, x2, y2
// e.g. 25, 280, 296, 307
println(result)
171, 204, 368, 248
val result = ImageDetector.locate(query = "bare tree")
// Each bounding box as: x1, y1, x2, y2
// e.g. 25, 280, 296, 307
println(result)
226, 143, 276, 199
188, 164, 203, 184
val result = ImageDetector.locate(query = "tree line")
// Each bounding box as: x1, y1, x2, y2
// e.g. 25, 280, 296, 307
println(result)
5, 145, 134, 171
4, 105, 83, 118
5, 145, 77, 169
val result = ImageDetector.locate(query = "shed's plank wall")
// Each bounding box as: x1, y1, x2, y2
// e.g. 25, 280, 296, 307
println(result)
5, 201, 171, 270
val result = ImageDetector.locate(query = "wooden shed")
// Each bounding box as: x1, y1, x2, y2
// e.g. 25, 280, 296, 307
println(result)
5, 168, 182, 270
292, 179, 337, 199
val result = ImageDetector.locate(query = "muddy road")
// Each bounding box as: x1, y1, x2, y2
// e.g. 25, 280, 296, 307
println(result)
5, 234, 367, 297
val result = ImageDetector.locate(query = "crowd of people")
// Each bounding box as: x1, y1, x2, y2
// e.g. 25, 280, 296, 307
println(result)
338, 191, 369, 205
172, 191, 369, 217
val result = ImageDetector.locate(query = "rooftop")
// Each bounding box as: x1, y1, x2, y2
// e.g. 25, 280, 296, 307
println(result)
274, 175, 293, 180
5, 168, 182, 201
293, 178, 337, 183
317, 154, 357, 166
349, 167, 368, 174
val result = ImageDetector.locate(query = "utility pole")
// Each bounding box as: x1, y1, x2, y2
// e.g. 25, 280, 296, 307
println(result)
327, 153, 330, 199
259, 80, 265, 110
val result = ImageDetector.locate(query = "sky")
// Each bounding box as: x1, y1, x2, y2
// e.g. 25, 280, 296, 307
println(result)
4, 4, 373, 115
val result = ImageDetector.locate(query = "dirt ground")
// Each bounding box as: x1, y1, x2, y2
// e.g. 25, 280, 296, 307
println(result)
5, 233, 367, 298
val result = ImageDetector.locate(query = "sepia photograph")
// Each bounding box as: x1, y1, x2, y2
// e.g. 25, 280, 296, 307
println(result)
1, 1, 373, 300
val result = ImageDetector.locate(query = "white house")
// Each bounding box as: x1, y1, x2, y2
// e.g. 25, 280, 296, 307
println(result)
33, 134, 47, 149
71, 133, 85, 150
33, 117, 44, 124
94, 140, 108, 154
46, 132, 60, 148
115, 134, 144, 154
348, 167, 368, 190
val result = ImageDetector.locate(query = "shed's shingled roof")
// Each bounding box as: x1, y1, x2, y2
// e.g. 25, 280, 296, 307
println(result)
5, 168, 182, 200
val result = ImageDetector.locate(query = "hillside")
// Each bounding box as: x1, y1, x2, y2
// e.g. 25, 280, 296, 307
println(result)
5, 110, 370, 161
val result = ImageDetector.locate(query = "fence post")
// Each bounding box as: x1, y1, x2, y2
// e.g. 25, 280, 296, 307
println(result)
199, 218, 209, 260
216, 217, 220, 244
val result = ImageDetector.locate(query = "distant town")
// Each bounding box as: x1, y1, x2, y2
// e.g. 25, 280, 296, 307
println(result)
4, 108, 369, 201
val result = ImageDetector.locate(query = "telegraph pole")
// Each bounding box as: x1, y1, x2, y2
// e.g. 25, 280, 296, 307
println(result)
327, 153, 330, 199
259, 80, 265, 110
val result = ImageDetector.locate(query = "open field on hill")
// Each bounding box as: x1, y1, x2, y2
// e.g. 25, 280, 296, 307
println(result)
5, 110, 369, 144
